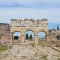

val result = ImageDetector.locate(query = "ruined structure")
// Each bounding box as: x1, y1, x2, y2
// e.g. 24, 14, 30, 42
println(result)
10, 19, 49, 46
48, 28, 60, 47
0, 19, 60, 47
0, 23, 10, 45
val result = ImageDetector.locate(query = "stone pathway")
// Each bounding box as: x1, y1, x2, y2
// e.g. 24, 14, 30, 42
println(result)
0, 45, 60, 60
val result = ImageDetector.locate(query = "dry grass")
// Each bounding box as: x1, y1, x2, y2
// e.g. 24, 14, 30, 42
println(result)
0, 45, 7, 52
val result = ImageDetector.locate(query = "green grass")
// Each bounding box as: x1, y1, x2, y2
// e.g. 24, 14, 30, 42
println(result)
58, 58, 60, 60
26, 39, 46, 47
30, 43, 34, 47
0, 45, 7, 52
41, 54, 48, 60
38, 40, 45, 46
28, 39, 34, 47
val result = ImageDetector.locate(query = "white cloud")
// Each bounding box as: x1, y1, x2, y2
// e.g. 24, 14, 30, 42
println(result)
0, 0, 60, 3
0, 8, 60, 23
0, 0, 59, 29
0, 0, 59, 10
0, 0, 60, 5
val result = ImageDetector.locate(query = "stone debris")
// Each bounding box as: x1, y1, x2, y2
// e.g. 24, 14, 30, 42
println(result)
0, 45, 60, 60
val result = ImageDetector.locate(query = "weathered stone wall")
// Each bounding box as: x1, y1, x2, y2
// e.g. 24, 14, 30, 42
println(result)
10, 19, 48, 46
0, 23, 10, 45
48, 29, 60, 47
0, 19, 60, 47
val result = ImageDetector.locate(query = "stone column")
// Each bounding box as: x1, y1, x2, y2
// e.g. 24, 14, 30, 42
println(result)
20, 35, 24, 46
34, 35, 38, 47
46, 34, 49, 46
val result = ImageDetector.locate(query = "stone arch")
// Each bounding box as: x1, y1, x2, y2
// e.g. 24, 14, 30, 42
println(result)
25, 30, 35, 40
12, 31, 21, 44
10, 19, 48, 47
24, 30, 35, 46
34, 30, 48, 46
38, 31, 47, 46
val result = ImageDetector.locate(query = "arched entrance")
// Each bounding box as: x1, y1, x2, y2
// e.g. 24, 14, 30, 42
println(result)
10, 19, 48, 46
38, 32, 46, 46
24, 30, 34, 46
12, 32, 21, 44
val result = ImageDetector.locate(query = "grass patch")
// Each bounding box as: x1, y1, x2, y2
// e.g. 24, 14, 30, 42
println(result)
38, 40, 45, 46
0, 45, 7, 52
41, 54, 48, 60
28, 39, 34, 47
30, 43, 34, 47
58, 58, 60, 60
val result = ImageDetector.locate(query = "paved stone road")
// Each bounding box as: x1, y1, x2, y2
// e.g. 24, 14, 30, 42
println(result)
0, 41, 60, 60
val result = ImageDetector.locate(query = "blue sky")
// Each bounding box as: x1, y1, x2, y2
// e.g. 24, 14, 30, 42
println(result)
0, 0, 60, 29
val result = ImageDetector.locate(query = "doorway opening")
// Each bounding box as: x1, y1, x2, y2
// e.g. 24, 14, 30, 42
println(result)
25, 30, 34, 46
12, 32, 21, 44
38, 32, 46, 46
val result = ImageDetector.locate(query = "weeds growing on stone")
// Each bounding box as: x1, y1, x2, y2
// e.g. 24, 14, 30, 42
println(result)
0, 45, 7, 52
41, 54, 48, 60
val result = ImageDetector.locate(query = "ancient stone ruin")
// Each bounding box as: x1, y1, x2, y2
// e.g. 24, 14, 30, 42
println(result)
0, 19, 60, 47
0, 23, 10, 45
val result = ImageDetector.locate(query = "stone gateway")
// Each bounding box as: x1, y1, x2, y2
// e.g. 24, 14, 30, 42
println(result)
0, 19, 60, 47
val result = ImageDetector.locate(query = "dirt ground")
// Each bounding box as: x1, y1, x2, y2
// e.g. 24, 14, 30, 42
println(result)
0, 40, 60, 60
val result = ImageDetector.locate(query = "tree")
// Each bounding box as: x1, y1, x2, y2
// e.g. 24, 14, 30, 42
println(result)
57, 26, 59, 30
26, 33, 29, 40
30, 34, 32, 40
